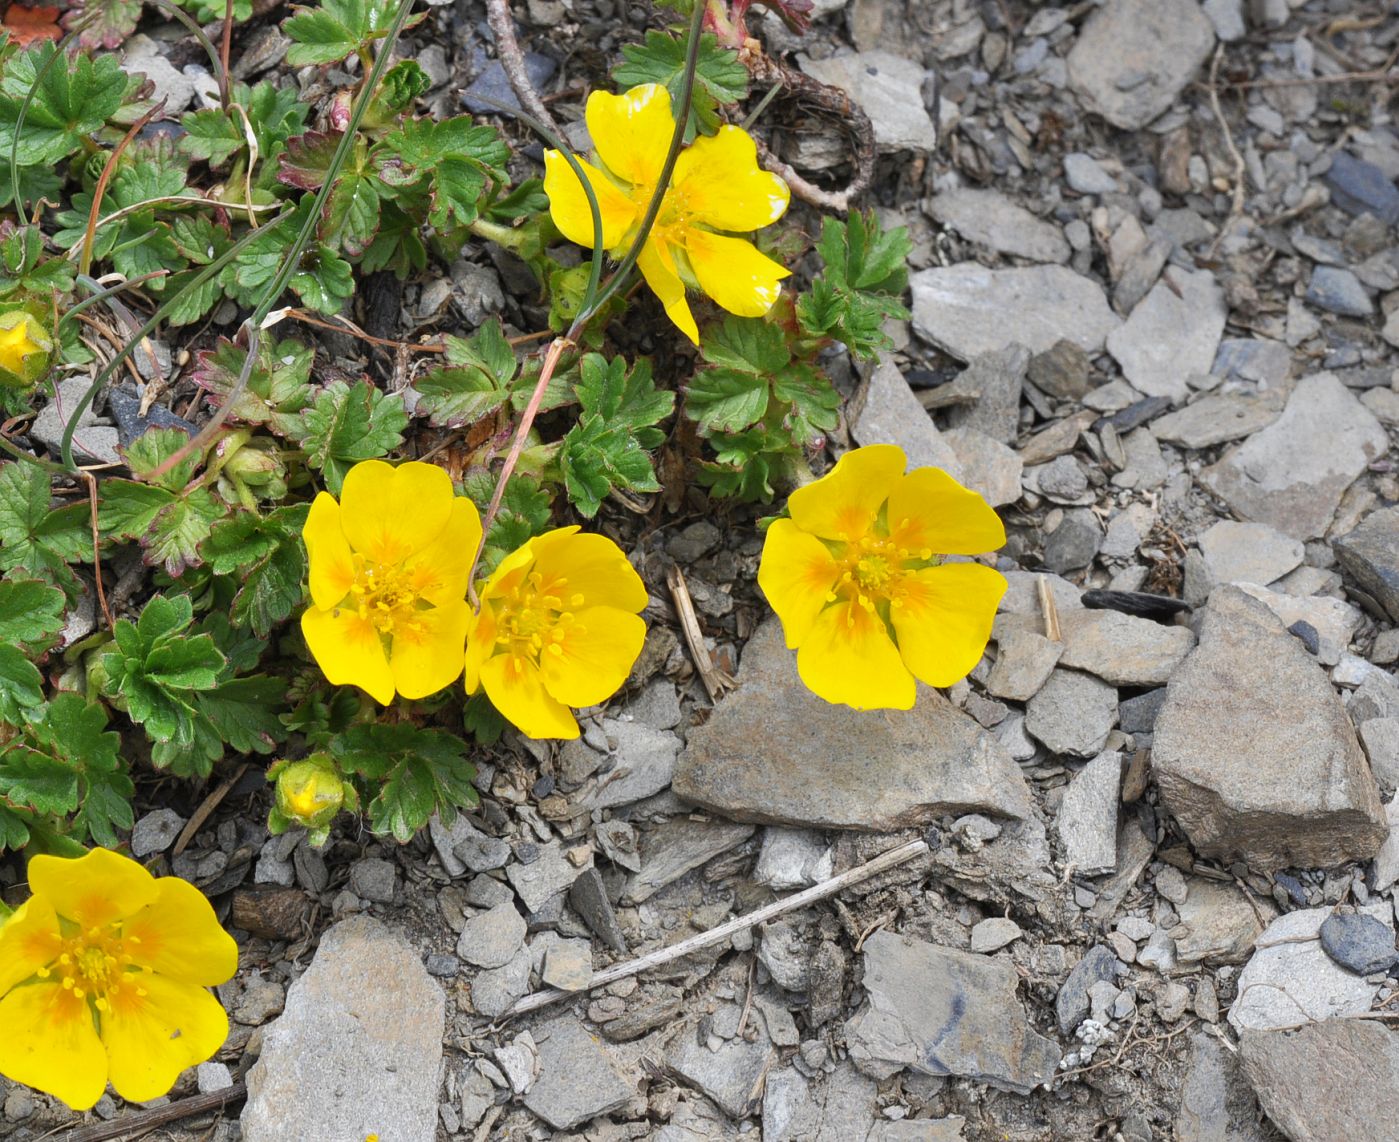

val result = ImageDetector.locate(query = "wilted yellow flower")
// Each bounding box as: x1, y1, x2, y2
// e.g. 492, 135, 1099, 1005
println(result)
0, 310, 52, 388
302, 460, 480, 705
268, 753, 357, 844
465, 527, 647, 739
758, 444, 1007, 710
0, 848, 236, 1111
543, 83, 791, 344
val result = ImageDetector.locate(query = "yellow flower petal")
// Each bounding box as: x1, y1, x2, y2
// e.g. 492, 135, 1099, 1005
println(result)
529, 528, 649, 613
102, 973, 229, 1105
0, 981, 108, 1111
389, 598, 471, 699
404, 497, 482, 608
303, 492, 354, 610
892, 562, 1007, 687
338, 459, 453, 567
886, 467, 1007, 557
637, 237, 699, 344
543, 150, 639, 251
481, 652, 580, 740
122, 878, 238, 987
540, 606, 646, 708
684, 228, 790, 318
585, 83, 673, 189
463, 601, 498, 695
0, 896, 60, 996
28, 849, 158, 930
301, 606, 395, 705
757, 519, 841, 649
787, 444, 907, 542
796, 599, 915, 710
673, 125, 791, 232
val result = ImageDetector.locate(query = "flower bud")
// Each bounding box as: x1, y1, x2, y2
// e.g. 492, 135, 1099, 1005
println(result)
0, 309, 53, 388
269, 754, 354, 836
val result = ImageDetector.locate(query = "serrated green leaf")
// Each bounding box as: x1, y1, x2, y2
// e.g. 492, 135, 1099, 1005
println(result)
799, 212, 913, 359
142, 486, 227, 577
175, 0, 251, 21
414, 320, 516, 428
0, 805, 31, 851
135, 591, 192, 644
0, 45, 133, 165
122, 427, 198, 492
773, 362, 839, 441
0, 462, 92, 599
0, 578, 64, 647
73, 764, 135, 846
699, 316, 791, 374
685, 369, 769, 434
291, 243, 355, 313
16, 692, 125, 833
575, 354, 673, 447
179, 108, 247, 166
63, 0, 143, 50
334, 723, 478, 842
192, 336, 315, 436
0, 644, 43, 722
203, 505, 309, 636
0, 747, 78, 816
98, 478, 172, 540
559, 415, 661, 518
197, 675, 285, 754
293, 381, 408, 494
612, 31, 748, 138
283, 0, 416, 66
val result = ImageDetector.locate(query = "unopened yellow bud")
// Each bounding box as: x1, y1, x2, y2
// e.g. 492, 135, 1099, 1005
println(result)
0, 310, 52, 388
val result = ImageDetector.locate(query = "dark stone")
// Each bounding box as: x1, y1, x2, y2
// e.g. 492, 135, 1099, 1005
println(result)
1094, 395, 1172, 434
1273, 873, 1307, 908
106, 387, 197, 449
1304, 266, 1374, 318
424, 953, 460, 977
1081, 589, 1189, 621
1043, 509, 1104, 574
567, 867, 628, 954
1324, 152, 1399, 226
462, 51, 558, 117
1334, 507, 1399, 623
1119, 688, 1167, 734
1318, 912, 1398, 976
1028, 339, 1093, 400
1287, 620, 1320, 656
1056, 944, 1120, 1034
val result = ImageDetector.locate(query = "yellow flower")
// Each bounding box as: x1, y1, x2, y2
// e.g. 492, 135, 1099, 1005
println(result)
758, 444, 1008, 710
0, 848, 236, 1111
465, 527, 648, 739
301, 460, 481, 705
0, 310, 52, 388
543, 83, 791, 344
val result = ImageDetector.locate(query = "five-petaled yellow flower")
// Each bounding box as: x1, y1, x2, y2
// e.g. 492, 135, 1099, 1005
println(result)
758, 444, 1008, 710
543, 83, 791, 344
0, 848, 236, 1111
465, 526, 648, 739
302, 460, 480, 705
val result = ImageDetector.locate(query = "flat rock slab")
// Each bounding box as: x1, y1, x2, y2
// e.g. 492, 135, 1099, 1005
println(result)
1228, 909, 1380, 1032
1169, 879, 1275, 965
1106, 269, 1227, 400
853, 355, 962, 477
944, 427, 1023, 507
620, 817, 755, 905
1056, 750, 1122, 876
911, 263, 1120, 360
846, 931, 1060, 1094
666, 1006, 774, 1118
1334, 506, 1399, 623
1056, 607, 1197, 686
675, 619, 1033, 829
1024, 668, 1119, 758
800, 50, 937, 152
1200, 373, 1388, 540
523, 1016, 633, 1130
928, 188, 1070, 264
1196, 521, 1304, 591
1152, 390, 1286, 450
1239, 1019, 1399, 1142
1153, 586, 1385, 869
1067, 0, 1215, 130
1176, 1032, 1273, 1142
242, 916, 444, 1142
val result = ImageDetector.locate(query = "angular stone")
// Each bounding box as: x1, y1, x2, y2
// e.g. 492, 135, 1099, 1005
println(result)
1229, 909, 1380, 1032
1056, 944, 1120, 1034
1042, 509, 1104, 574
1304, 265, 1373, 318
800, 50, 937, 152
675, 619, 1034, 830
507, 841, 590, 913
852, 355, 962, 477
1152, 390, 1286, 450
457, 900, 526, 969
928, 188, 1070, 264
1240, 1020, 1399, 1142
940, 345, 1031, 445
753, 828, 833, 891
666, 1005, 774, 1118
1067, 0, 1215, 130
970, 917, 1023, 954
846, 931, 1060, 1094
620, 817, 755, 905
1196, 521, 1305, 591
541, 938, 594, 991
1176, 1033, 1272, 1142
1169, 879, 1275, 965
1024, 669, 1119, 758
1107, 269, 1228, 400
574, 719, 681, 810
1056, 750, 1122, 876
911, 263, 1120, 360
1360, 719, 1399, 795
1318, 912, 1398, 976
1233, 581, 1362, 667
524, 1016, 632, 1130
1334, 506, 1399, 623
986, 628, 1063, 702
944, 427, 1023, 507
242, 917, 444, 1142
1153, 586, 1385, 869
1200, 374, 1388, 540
470, 948, 532, 1018
1056, 608, 1197, 686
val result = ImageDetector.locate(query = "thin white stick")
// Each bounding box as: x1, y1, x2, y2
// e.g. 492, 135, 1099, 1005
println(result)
503, 838, 930, 1018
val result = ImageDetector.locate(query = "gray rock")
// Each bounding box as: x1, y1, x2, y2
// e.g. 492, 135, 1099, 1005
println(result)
1043, 509, 1104, 574
575, 719, 681, 809
131, 808, 186, 857
1067, 0, 1215, 130
1176, 1032, 1272, 1142
1137, 928, 1179, 972
1229, 909, 1380, 1032
800, 51, 937, 152
1119, 688, 1167, 735
1360, 719, 1399, 794
1169, 879, 1275, 964
348, 857, 396, 903
1024, 669, 1119, 758
430, 813, 510, 876
986, 627, 1063, 702
911, 264, 1120, 360
1241, 1020, 1399, 1142
753, 828, 833, 891
1027, 339, 1093, 399
621, 817, 755, 905
1202, 0, 1245, 40
1318, 912, 1398, 976
1334, 507, 1399, 623
623, 678, 684, 730
758, 920, 810, 991
941, 344, 1032, 445
524, 1017, 632, 1130
242, 917, 444, 1142
1034, 455, 1090, 502
462, 50, 556, 118
1153, 586, 1385, 869
847, 930, 1059, 1093
1376, 797, 1399, 893
1057, 608, 1197, 686
1063, 153, 1120, 195
507, 841, 589, 912
492, 1033, 538, 1094
457, 900, 526, 969
1056, 945, 1120, 1034
470, 947, 532, 1018
1200, 373, 1388, 540
1213, 337, 1292, 387
762, 1064, 881, 1142
1324, 151, 1399, 225
928, 188, 1070, 264
196, 1061, 234, 1093
944, 427, 1023, 507
1304, 265, 1374, 318
31, 377, 122, 465
666, 1005, 774, 1118
1196, 521, 1305, 593
568, 867, 628, 954
123, 35, 198, 113
852, 355, 963, 477
1056, 750, 1122, 875
675, 619, 1035, 829
970, 917, 1023, 953
1234, 581, 1362, 667
1152, 390, 1286, 450
1107, 269, 1228, 400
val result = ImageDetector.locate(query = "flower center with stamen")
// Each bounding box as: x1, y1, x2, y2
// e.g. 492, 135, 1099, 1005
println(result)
39, 924, 141, 1014
347, 558, 423, 637
837, 532, 914, 609
495, 571, 587, 665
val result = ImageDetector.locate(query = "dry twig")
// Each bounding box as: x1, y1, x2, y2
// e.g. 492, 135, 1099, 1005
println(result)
53, 1082, 246, 1142
666, 564, 736, 703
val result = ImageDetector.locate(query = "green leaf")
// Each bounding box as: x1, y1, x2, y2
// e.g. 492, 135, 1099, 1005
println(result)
685, 369, 769, 434
0, 225, 75, 298
291, 243, 355, 313
699, 316, 791, 375
175, 0, 252, 21
334, 723, 478, 843
773, 362, 840, 441
64, 0, 144, 50
197, 675, 285, 755
142, 486, 227, 577
0, 45, 133, 166
797, 212, 913, 360
283, 0, 417, 66
0, 746, 78, 816
575, 354, 673, 448
0, 578, 64, 647
73, 764, 135, 847
612, 31, 749, 138
21, 693, 129, 844
293, 381, 408, 494
203, 505, 310, 636
179, 108, 247, 166
122, 427, 199, 492
0, 644, 43, 723
414, 319, 516, 428
192, 336, 316, 437
0, 462, 92, 599
559, 415, 662, 518
462, 470, 553, 575
98, 478, 172, 540
0, 805, 31, 852
378, 117, 510, 232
